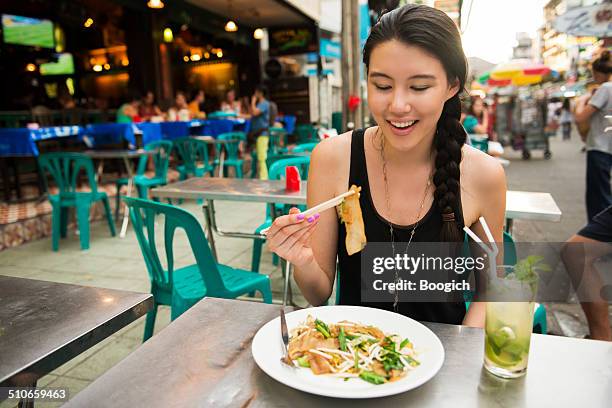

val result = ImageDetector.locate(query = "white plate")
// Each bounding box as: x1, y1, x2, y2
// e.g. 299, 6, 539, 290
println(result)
251, 305, 445, 399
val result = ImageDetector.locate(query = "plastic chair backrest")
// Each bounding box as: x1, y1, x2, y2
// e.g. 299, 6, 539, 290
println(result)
268, 156, 311, 181
38, 152, 98, 197
216, 131, 246, 161
296, 124, 317, 144
136, 140, 173, 179
292, 142, 318, 153
172, 137, 210, 175
124, 197, 228, 293
267, 127, 287, 154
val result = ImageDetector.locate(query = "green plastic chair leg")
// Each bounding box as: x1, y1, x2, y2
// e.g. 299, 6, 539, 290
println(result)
76, 204, 91, 250
258, 283, 273, 304
251, 240, 264, 273
115, 184, 122, 220
60, 207, 69, 238
235, 165, 243, 179
51, 204, 61, 251
143, 303, 158, 342
137, 185, 148, 199
102, 197, 117, 236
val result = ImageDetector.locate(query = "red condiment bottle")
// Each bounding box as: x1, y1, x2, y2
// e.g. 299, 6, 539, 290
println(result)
285, 166, 301, 192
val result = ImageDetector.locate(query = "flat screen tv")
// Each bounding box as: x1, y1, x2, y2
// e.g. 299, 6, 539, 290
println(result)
40, 53, 74, 75
2, 14, 54, 48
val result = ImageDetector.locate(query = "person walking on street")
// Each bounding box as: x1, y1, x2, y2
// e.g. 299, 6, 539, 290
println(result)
560, 98, 573, 141
574, 50, 612, 222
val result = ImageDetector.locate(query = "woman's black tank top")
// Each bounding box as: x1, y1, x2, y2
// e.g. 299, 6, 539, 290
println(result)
336, 128, 466, 324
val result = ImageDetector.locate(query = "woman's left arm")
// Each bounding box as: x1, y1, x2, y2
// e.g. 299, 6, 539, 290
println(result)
462, 156, 507, 328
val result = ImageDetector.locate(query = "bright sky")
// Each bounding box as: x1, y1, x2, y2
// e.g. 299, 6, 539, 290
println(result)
460, 0, 549, 64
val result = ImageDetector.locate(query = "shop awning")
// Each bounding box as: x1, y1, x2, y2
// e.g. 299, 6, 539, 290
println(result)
184, 0, 316, 27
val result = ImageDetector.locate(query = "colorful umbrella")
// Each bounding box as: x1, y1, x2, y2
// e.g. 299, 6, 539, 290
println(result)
485, 59, 551, 87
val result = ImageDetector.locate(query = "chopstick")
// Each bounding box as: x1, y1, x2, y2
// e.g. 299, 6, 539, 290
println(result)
260, 189, 356, 236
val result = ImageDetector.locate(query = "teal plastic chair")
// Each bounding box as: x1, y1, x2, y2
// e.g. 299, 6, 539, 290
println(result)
213, 132, 246, 178
470, 135, 489, 153
173, 137, 214, 180
39, 152, 116, 251
268, 127, 288, 155
464, 231, 547, 334
296, 124, 319, 144
124, 197, 273, 341
115, 141, 173, 218
292, 142, 318, 153
251, 156, 311, 273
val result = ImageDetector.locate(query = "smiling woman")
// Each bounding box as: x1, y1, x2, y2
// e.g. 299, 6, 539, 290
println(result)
265, 4, 506, 328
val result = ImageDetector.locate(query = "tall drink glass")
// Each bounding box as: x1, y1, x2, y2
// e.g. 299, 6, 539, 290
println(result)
484, 301, 535, 378
483, 273, 537, 379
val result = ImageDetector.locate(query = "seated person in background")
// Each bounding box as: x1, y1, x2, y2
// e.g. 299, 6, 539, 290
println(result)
188, 90, 206, 119
139, 91, 162, 121
220, 89, 242, 114
116, 92, 141, 123
462, 95, 488, 134
167, 91, 191, 121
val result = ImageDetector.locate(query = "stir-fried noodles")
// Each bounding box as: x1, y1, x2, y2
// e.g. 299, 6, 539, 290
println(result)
287, 315, 420, 384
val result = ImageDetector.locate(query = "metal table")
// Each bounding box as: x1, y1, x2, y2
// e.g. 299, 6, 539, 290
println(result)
0, 276, 152, 391
64, 298, 612, 408
505, 190, 562, 233
83, 149, 155, 237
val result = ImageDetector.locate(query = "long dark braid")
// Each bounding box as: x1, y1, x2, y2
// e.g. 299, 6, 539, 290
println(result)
433, 93, 467, 242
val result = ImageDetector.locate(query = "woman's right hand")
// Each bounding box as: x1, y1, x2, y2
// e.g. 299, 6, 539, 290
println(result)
266, 207, 320, 268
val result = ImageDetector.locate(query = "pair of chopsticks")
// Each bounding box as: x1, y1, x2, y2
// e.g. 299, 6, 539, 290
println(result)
260, 189, 356, 236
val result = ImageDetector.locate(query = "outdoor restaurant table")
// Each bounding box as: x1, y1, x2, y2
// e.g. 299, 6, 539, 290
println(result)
152, 178, 561, 238
83, 149, 155, 238
505, 190, 562, 232
64, 297, 612, 408
0, 276, 152, 390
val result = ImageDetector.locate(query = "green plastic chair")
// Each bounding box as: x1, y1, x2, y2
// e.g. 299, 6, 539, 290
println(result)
295, 124, 319, 144
292, 142, 318, 153
470, 135, 489, 153
124, 197, 273, 341
173, 137, 214, 180
251, 156, 311, 273
268, 127, 288, 155
213, 132, 246, 178
38, 152, 116, 251
464, 231, 547, 334
115, 141, 173, 218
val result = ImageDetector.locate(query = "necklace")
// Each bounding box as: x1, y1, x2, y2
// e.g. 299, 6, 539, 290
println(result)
379, 128, 432, 311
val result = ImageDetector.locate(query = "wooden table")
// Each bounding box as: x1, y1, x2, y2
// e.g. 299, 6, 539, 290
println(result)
64, 298, 612, 408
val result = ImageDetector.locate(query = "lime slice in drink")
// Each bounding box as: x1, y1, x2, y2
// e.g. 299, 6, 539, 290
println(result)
485, 342, 522, 367
489, 326, 516, 349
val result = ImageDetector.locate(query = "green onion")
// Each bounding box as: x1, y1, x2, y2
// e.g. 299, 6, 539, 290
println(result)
354, 350, 359, 369
359, 371, 387, 385
315, 319, 331, 338
404, 355, 420, 367
296, 356, 310, 368
339, 327, 347, 352
399, 338, 410, 350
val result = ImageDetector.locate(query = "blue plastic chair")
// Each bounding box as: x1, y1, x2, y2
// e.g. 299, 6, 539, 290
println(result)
268, 127, 288, 155
124, 197, 273, 341
173, 137, 214, 180
39, 152, 116, 251
295, 124, 319, 144
251, 156, 311, 273
213, 132, 246, 178
115, 140, 173, 218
